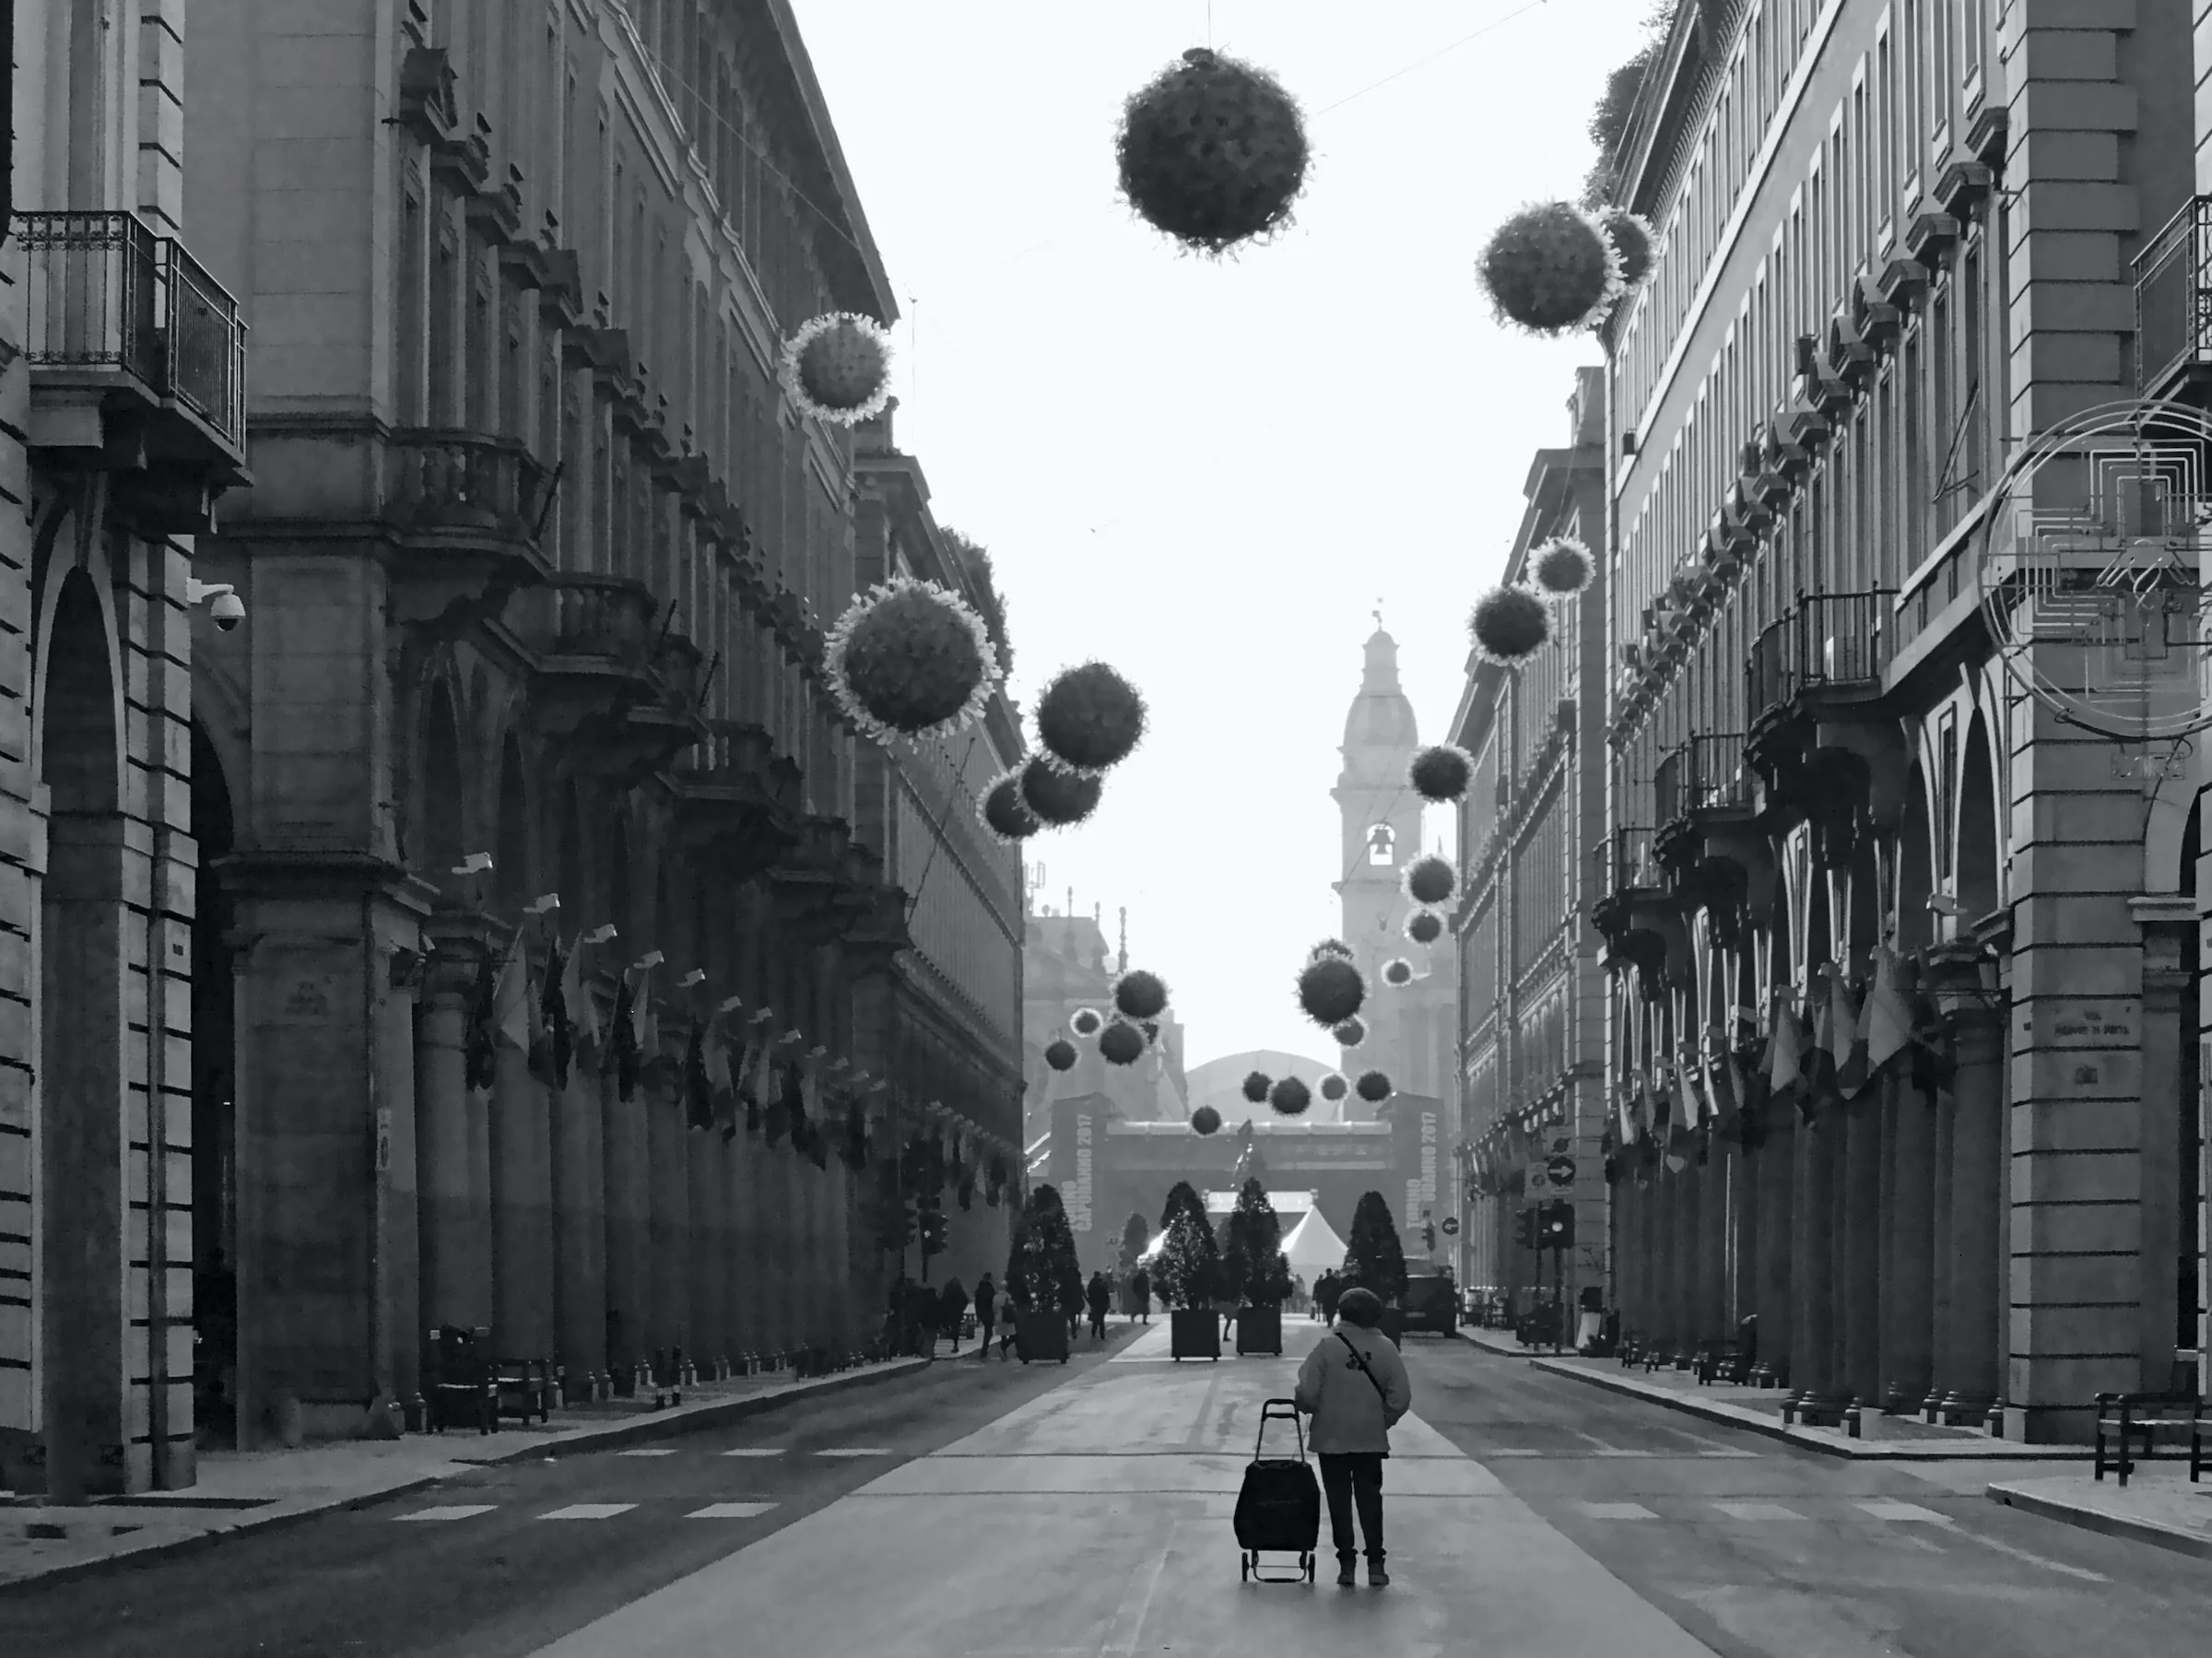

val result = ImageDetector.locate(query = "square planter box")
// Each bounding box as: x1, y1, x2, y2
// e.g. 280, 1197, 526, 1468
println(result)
1235, 1304, 1283, 1356
1170, 1307, 1221, 1360
1016, 1310, 1070, 1365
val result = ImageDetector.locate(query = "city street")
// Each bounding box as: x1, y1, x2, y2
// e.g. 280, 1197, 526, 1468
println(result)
6, 1322, 2206, 1657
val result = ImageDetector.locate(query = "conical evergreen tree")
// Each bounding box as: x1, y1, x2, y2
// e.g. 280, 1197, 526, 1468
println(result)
1154, 1180, 1219, 1310
1116, 1211, 1150, 1278
1344, 1189, 1409, 1305
1224, 1177, 1291, 1307
1006, 1182, 1082, 1312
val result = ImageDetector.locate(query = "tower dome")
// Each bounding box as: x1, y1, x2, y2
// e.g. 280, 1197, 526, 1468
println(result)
1340, 627, 1419, 777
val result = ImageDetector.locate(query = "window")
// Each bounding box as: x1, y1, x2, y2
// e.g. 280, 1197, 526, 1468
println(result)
1368, 824, 1397, 866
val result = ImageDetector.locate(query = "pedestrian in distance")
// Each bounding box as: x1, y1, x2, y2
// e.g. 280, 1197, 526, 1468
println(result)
996, 1290, 1019, 1360
972, 1274, 996, 1360
940, 1276, 971, 1355
1086, 1271, 1112, 1341
910, 1279, 942, 1360
1293, 1286, 1411, 1589
1128, 1264, 1151, 1324
1315, 1269, 1345, 1328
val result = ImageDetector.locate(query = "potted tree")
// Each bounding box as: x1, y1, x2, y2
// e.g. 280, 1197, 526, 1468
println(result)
1346, 1190, 1411, 1346
1157, 1181, 1222, 1360
1006, 1184, 1076, 1363
1225, 1179, 1290, 1356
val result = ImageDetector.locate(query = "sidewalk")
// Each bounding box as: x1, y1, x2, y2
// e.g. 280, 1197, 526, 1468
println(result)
1986, 1464, 2212, 1562
0, 1355, 928, 1593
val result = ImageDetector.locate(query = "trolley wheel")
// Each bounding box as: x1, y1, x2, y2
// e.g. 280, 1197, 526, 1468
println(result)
1241, 1554, 1252, 1582
1302, 1552, 1314, 1582
1060, 1356, 1069, 1365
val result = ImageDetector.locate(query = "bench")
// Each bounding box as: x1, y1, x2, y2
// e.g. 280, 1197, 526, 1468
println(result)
428, 1326, 496, 1435
494, 1357, 553, 1427
2094, 1360, 2204, 1488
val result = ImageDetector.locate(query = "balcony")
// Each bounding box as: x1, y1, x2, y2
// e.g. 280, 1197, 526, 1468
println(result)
1746, 591, 1909, 865
384, 429, 555, 633
1747, 591, 1894, 741
17, 209, 249, 530
672, 720, 804, 882
2136, 195, 2212, 400
1655, 734, 1765, 946
515, 573, 660, 737
1591, 826, 1688, 993
1655, 735, 1749, 843
771, 817, 869, 946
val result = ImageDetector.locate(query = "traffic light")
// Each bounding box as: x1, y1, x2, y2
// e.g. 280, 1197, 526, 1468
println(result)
1516, 1208, 1538, 1251
1538, 1201, 1575, 1251
1421, 1220, 1438, 1253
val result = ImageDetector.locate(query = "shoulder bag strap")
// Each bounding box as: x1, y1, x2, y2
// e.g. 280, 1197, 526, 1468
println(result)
1337, 1331, 1391, 1404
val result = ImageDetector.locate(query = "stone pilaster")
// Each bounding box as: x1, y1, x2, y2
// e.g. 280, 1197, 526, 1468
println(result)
1698, 1141, 1727, 1343
375, 948, 423, 1428
416, 940, 487, 1341
1790, 1107, 1841, 1409
1754, 1112, 1794, 1383
2132, 896, 2193, 1392
1927, 943, 2005, 1425
688, 1113, 726, 1371
645, 1061, 689, 1369
1841, 1090, 1883, 1406
488, 1011, 553, 1362
600, 1044, 649, 1383
1884, 1071, 1937, 1412
553, 1048, 607, 1396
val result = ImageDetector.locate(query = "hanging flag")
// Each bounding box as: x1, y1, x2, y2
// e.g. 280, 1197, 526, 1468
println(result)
493, 945, 534, 1056
683, 1023, 713, 1129
1834, 968, 1869, 1099
703, 1016, 735, 1135
541, 935, 572, 1088
566, 938, 601, 1076
763, 1059, 792, 1147
1768, 992, 1805, 1107
610, 972, 641, 1101
1802, 969, 1840, 1117
746, 1039, 772, 1135
465, 948, 499, 1092
1864, 944, 1913, 1075
1706, 1032, 1740, 1123
1909, 992, 1956, 1092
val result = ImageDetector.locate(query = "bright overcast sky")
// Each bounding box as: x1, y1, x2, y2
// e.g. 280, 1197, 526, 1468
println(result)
792, 0, 1655, 1068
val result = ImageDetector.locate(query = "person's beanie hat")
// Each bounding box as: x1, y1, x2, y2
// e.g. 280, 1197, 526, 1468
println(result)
1335, 1287, 1384, 1327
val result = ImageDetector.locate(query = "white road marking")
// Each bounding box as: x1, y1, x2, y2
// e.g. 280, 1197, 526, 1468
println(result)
1712, 1501, 1810, 1522
394, 1505, 497, 1523
723, 1448, 784, 1457
688, 1502, 776, 1519
1855, 1500, 1947, 1523
538, 1503, 637, 1520
1100, 1519, 1177, 1654
816, 1447, 892, 1457
1940, 1523, 2111, 1582
1576, 1501, 1659, 1519
616, 1448, 677, 1457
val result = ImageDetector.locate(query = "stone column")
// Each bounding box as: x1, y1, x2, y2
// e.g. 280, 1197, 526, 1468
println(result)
1929, 943, 2003, 1423
1923, 1056, 1959, 1417
1790, 1106, 1841, 1407
1756, 1109, 1794, 1383
601, 1059, 649, 1385
2134, 898, 2192, 1394
688, 1115, 726, 1373
488, 1017, 554, 1362
1700, 1136, 1728, 1341
1673, 1155, 1699, 1351
1885, 1071, 1936, 1412
1841, 1087, 1884, 1406
416, 948, 488, 1343
1876, 1072, 1899, 1402
376, 959, 424, 1426
646, 1072, 688, 1371
1727, 1131, 1756, 1330
553, 1051, 607, 1397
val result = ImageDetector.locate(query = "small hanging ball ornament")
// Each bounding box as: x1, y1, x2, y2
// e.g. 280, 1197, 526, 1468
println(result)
782, 312, 895, 426
1319, 1071, 1348, 1102
1296, 956, 1367, 1029
980, 769, 1042, 843
1406, 910, 1444, 947
1477, 201, 1624, 335
1035, 662, 1147, 776
1332, 1015, 1368, 1049
825, 578, 999, 743
1020, 754, 1104, 827
1471, 583, 1553, 666
1141, 1018, 1162, 1045
1241, 1070, 1273, 1104
1044, 1039, 1078, 1072
1382, 957, 1416, 988
1099, 1021, 1146, 1066
1355, 1069, 1394, 1104
1532, 536, 1596, 597
1112, 969, 1170, 1022
1191, 1104, 1223, 1135
1408, 744, 1475, 804
1598, 207, 1660, 288
1404, 853, 1459, 907
1116, 48, 1311, 257
1268, 1076, 1312, 1117
1309, 938, 1354, 962
1071, 1007, 1105, 1038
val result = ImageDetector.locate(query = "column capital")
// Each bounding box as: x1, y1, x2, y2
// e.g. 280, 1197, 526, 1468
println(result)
2127, 893, 2196, 931
1918, 942, 2006, 1027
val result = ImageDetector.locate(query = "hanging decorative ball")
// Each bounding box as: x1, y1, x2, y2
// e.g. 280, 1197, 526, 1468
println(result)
1071, 1007, 1105, 1038
1355, 1069, 1393, 1103
1404, 853, 1459, 907
1241, 1070, 1273, 1104
1532, 536, 1596, 597
782, 312, 896, 426
1309, 938, 1354, 962
1405, 910, 1444, 947
1268, 1076, 1312, 1117
1382, 957, 1416, 988
1112, 968, 1170, 1022
980, 769, 1042, 843
824, 578, 999, 743
1598, 207, 1660, 288
1044, 1039, 1077, 1072
1099, 1021, 1146, 1066
1408, 744, 1475, 804
1319, 1071, 1348, 1102
1470, 583, 1554, 666
1115, 48, 1311, 257
1020, 754, 1104, 826
1332, 1015, 1368, 1049
1035, 663, 1147, 776
1191, 1104, 1223, 1135
1296, 956, 1366, 1029
1477, 201, 1624, 335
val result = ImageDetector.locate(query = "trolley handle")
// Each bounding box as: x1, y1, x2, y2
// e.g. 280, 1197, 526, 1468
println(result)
1254, 1398, 1307, 1462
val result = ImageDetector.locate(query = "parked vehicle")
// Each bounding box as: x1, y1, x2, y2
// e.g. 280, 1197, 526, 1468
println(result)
1397, 1265, 1458, 1336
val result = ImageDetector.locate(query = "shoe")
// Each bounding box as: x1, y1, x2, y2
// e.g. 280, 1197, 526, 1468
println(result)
1335, 1558, 1358, 1588
1368, 1559, 1389, 1588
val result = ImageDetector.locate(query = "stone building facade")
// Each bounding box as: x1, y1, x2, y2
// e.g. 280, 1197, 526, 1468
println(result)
174, 0, 1022, 1452
1021, 908, 1187, 1148
1594, 0, 2205, 1439
2, 2, 250, 1498
1452, 370, 1610, 1310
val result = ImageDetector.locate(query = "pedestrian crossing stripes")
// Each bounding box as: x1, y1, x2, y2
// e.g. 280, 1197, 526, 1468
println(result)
1481, 1447, 1757, 1459
687, 1502, 776, 1519
540, 1503, 638, 1520
1574, 1499, 1960, 1523
1712, 1501, 1812, 1521
395, 1505, 499, 1523
617, 1448, 677, 1457
815, 1448, 891, 1457
393, 1500, 785, 1523
723, 1448, 783, 1457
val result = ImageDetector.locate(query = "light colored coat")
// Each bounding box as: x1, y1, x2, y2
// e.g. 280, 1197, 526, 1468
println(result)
1293, 1325, 1413, 1455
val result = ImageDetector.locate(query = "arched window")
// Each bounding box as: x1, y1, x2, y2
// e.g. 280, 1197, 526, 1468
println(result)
1367, 823, 1396, 865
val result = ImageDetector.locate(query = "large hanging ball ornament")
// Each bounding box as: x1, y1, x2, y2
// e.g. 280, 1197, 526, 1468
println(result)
782, 312, 895, 426
1532, 536, 1596, 598
1471, 583, 1554, 666
1477, 201, 1624, 335
1044, 1039, 1077, 1073
1191, 1104, 1223, 1135
1319, 1071, 1348, 1102
1406, 910, 1444, 947
980, 769, 1042, 843
1099, 1021, 1146, 1066
1269, 1076, 1312, 1117
1408, 744, 1475, 804
1116, 48, 1311, 257
1112, 969, 1170, 1022
1332, 1015, 1368, 1049
1035, 663, 1147, 776
825, 577, 998, 743
1296, 956, 1367, 1029
1241, 1070, 1273, 1104
1598, 207, 1661, 288
1382, 957, 1416, 988
1404, 853, 1459, 907
1309, 938, 1354, 962
1020, 754, 1103, 827
1071, 1007, 1105, 1038
1355, 1069, 1394, 1104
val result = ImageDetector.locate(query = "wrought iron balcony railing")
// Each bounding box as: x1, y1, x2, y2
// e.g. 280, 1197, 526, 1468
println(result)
1747, 591, 1895, 725
1594, 825, 1660, 902
16, 209, 248, 452
2135, 194, 2212, 395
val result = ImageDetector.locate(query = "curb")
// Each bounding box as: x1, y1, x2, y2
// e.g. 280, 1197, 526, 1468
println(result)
1986, 1481, 2212, 1563
0, 1357, 931, 1597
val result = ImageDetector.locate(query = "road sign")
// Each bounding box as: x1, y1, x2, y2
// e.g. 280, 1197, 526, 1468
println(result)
1545, 1155, 1577, 1188
1440, 1216, 1460, 1237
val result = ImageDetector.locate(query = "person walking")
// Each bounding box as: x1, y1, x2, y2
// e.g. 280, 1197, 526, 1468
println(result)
972, 1274, 996, 1360
1316, 1269, 1345, 1328
1294, 1286, 1412, 1589
996, 1289, 1019, 1361
1086, 1271, 1112, 1341
911, 1278, 942, 1360
1128, 1264, 1151, 1325
941, 1276, 971, 1355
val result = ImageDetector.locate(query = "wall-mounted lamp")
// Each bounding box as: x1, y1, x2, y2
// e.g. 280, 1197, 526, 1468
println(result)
678, 969, 705, 988
633, 950, 665, 971
452, 853, 492, 877
524, 892, 560, 915
582, 923, 618, 947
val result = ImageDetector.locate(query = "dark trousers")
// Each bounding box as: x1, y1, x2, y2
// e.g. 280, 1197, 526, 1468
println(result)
1317, 1452, 1385, 1560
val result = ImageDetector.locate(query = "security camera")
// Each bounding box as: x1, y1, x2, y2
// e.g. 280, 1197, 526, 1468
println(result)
210, 591, 245, 632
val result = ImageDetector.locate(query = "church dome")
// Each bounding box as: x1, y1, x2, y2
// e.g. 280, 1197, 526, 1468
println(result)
1341, 628, 1418, 757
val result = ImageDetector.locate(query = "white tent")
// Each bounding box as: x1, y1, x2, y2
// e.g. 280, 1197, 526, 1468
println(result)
1280, 1205, 1348, 1279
